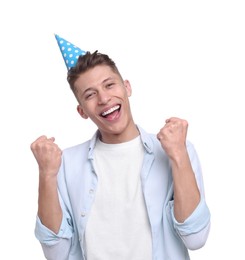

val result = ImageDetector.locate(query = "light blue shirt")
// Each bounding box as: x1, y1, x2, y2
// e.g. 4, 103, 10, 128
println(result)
35, 126, 210, 260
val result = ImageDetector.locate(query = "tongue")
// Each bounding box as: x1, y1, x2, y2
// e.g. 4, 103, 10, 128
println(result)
105, 110, 119, 121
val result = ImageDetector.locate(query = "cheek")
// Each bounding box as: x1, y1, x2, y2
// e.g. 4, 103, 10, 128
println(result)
83, 102, 99, 117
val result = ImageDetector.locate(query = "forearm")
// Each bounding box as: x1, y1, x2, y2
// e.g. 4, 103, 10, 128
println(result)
171, 150, 200, 223
38, 174, 62, 234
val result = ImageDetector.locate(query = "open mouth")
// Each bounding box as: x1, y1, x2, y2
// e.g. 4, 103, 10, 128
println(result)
100, 105, 121, 118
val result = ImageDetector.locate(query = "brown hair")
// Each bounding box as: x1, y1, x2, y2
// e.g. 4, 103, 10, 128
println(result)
67, 50, 122, 95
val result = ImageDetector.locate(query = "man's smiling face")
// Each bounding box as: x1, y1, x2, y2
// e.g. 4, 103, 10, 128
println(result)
74, 65, 138, 143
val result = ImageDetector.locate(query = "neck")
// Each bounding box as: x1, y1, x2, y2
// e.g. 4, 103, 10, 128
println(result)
99, 123, 139, 144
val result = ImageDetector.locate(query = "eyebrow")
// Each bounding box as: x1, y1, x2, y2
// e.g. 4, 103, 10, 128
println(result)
82, 87, 95, 96
102, 77, 114, 84
82, 77, 115, 96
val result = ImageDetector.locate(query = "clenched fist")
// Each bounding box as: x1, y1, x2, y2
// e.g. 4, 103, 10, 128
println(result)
30, 135, 62, 177
157, 117, 188, 161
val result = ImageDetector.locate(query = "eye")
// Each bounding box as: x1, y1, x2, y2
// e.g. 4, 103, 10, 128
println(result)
85, 91, 96, 100
106, 83, 114, 88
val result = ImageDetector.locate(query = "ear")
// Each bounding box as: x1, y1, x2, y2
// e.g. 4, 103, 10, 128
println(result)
124, 80, 132, 97
77, 104, 89, 119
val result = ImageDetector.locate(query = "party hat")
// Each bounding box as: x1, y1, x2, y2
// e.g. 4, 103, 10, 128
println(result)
55, 34, 86, 70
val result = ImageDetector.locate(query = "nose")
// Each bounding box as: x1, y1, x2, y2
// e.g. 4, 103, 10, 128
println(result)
98, 90, 111, 105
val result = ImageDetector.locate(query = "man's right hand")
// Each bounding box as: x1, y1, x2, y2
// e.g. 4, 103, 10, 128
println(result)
30, 135, 62, 178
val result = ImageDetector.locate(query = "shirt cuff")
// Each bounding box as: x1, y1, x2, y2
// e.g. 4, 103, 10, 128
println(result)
35, 214, 73, 245
171, 198, 211, 235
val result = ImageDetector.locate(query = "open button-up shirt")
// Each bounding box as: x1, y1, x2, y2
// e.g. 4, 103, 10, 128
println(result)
35, 126, 210, 260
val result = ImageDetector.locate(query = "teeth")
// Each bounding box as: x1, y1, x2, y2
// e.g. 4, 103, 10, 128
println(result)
102, 105, 120, 116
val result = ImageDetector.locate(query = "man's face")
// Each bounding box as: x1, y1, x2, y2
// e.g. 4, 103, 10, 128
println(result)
74, 65, 135, 142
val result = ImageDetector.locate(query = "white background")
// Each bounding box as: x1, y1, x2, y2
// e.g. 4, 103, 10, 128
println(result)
0, 0, 244, 259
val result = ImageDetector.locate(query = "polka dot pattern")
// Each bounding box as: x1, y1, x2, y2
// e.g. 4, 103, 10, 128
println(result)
55, 34, 86, 70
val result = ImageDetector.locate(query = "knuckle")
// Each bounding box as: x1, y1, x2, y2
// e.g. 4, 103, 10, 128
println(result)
182, 119, 188, 127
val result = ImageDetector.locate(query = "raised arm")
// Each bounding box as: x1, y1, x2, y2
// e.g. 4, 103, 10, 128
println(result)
31, 135, 62, 233
157, 117, 200, 222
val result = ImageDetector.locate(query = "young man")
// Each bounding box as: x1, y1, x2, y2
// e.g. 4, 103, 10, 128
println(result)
31, 35, 210, 260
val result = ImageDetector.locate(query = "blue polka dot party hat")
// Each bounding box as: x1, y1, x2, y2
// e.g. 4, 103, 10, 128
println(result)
55, 34, 86, 70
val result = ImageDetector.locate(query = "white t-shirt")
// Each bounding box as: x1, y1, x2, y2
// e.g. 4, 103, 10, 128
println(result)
84, 136, 152, 259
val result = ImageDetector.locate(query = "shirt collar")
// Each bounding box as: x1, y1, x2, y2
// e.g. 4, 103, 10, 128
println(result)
88, 125, 154, 159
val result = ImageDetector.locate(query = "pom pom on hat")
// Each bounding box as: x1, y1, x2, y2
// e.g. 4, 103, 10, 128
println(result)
55, 34, 86, 70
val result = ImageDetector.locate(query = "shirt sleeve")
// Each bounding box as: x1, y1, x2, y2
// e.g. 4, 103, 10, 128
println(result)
34, 213, 73, 245
34, 212, 74, 260
170, 198, 211, 249
169, 141, 211, 249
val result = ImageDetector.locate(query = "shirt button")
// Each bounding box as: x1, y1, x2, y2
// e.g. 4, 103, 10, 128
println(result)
89, 189, 94, 194
81, 213, 86, 217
